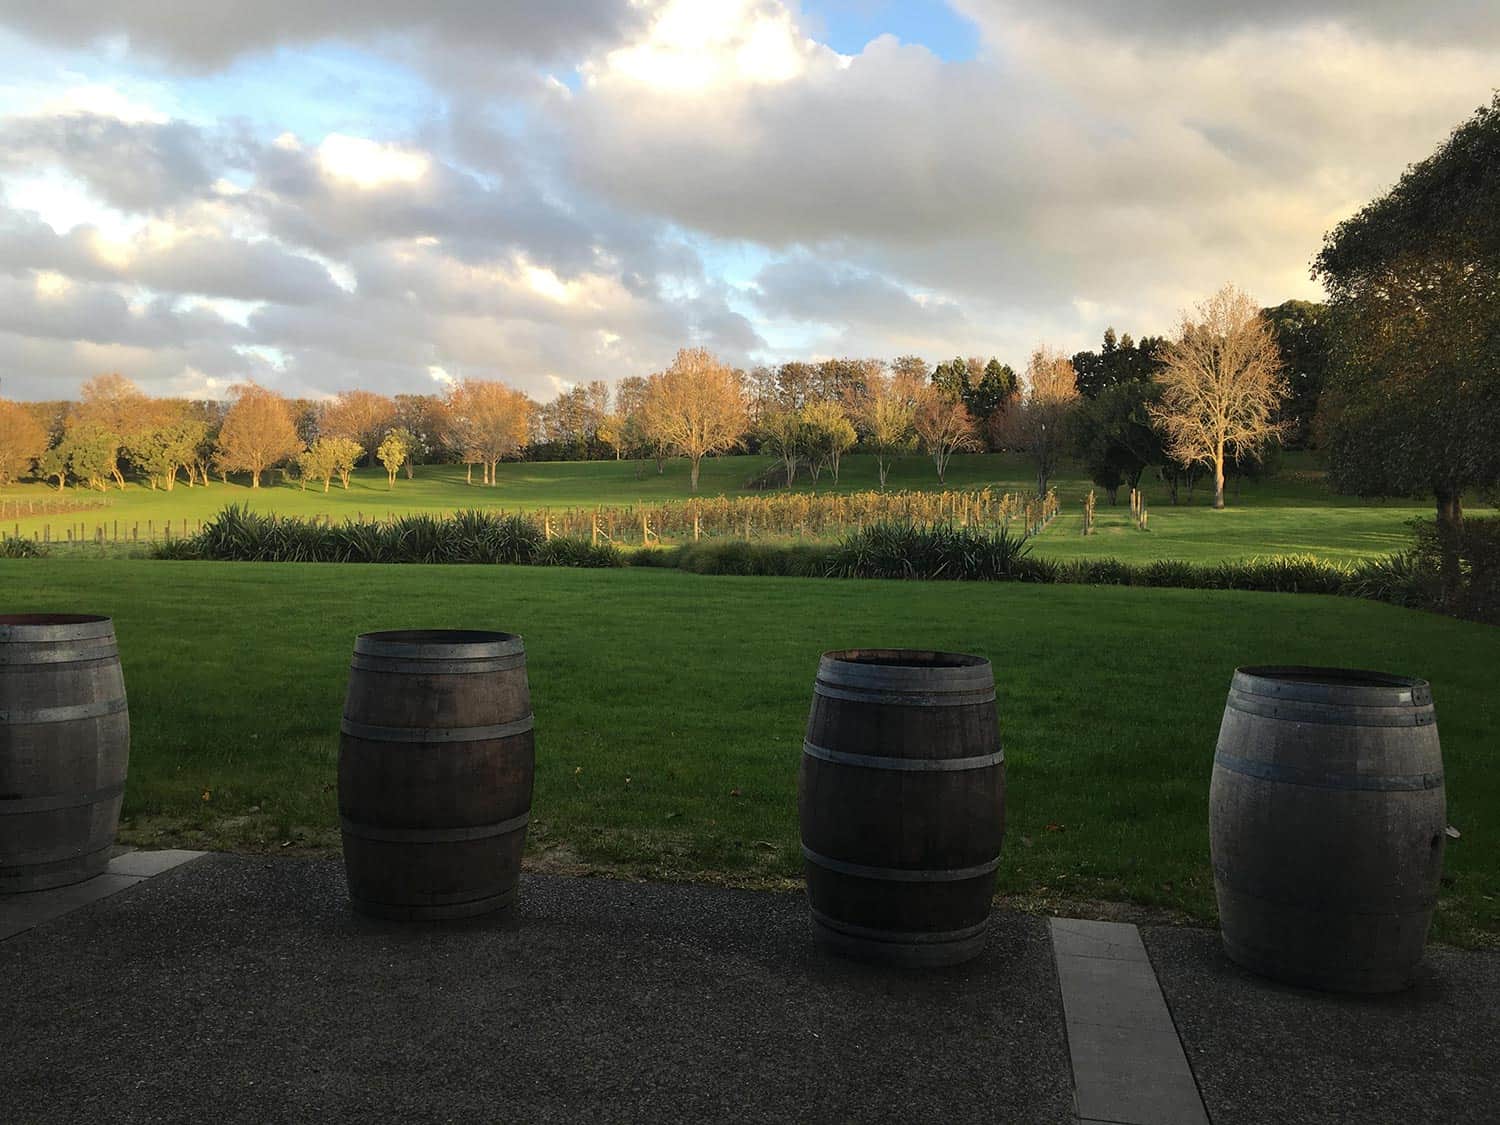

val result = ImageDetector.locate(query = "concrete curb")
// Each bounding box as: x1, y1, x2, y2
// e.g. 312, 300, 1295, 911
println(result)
0, 848, 206, 941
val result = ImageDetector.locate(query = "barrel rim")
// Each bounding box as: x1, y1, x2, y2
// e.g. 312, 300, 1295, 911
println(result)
353, 629, 524, 659
821, 648, 989, 671
0, 613, 114, 641
1232, 665, 1431, 707
816, 649, 994, 702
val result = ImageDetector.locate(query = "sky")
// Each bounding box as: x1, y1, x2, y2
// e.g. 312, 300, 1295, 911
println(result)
0, 0, 1496, 402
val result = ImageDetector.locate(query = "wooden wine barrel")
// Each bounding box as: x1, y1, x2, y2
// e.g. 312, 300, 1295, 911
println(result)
338, 629, 535, 920
0, 614, 130, 893
798, 649, 1006, 967
1210, 666, 1446, 993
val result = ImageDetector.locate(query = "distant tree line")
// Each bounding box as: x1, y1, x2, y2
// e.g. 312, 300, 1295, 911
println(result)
0, 304, 1315, 504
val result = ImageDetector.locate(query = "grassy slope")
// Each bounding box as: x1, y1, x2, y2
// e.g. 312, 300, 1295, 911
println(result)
1, 451, 1431, 563
3, 559, 1493, 944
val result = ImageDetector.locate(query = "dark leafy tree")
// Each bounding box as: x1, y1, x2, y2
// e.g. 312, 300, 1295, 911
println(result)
1262, 300, 1329, 448
931, 356, 970, 400
1068, 379, 1163, 503
1314, 93, 1500, 595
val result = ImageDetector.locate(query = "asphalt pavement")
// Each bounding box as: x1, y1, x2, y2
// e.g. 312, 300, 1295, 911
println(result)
2, 855, 1497, 1124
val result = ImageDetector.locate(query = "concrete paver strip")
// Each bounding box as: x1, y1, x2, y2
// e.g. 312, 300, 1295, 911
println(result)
106, 848, 207, 878
0, 848, 205, 941
1050, 917, 1210, 1125
0, 855, 1076, 1124
0, 872, 144, 941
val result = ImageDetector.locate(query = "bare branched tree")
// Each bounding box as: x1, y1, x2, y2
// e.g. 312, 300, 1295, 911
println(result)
854, 369, 918, 490
1011, 348, 1079, 496
1150, 285, 1287, 510
912, 387, 980, 484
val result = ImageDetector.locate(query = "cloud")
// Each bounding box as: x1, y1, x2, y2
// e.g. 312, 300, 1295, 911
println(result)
0, 112, 219, 212
0, 0, 645, 69
953, 0, 1500, 47
0, 0, 1497, 403
751, 257, 967, 334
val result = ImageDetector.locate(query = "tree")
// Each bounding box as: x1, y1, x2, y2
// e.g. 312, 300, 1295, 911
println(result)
37, 444, 68, 491
614, 375, 666, 474
1313, 93, 1500, 595
378, 430, 412, 486
1072, 329, 1167, 398
72, 373, 153, 488
800, 400, 856, 483
913, 387, 981, 484
59, 423, 119, 491
321, 390, 395, 466
1150, 285, 1287, 510
125, 414, 208, 492
889, 355, 929, 385
217, 383, 301, 488
327, 437, 362, 489
856, 370, 918, 489
1067, 379, 1163, 503
297, 442, 336, 492
443, 379, 532, 485
391, 394, 444, 469
1011, 348, 1080, 495
0, 399, 48, 487
965, 358, 1018, 447
1262, 300, 1329, 449
643, 348, 747, 492
931, 356, 971, 400
758, 410, 807, 487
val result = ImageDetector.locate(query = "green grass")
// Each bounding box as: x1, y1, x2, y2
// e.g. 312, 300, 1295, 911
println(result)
1, 451, 1436, 564
3, 559, 1494, 944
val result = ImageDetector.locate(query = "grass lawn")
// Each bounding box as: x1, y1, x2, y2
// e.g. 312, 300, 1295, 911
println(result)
1, 451, 1434, 564
3, 559, 1494, 945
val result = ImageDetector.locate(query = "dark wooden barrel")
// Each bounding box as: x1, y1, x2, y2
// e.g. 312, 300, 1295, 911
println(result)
338, 629, 535, 920
0, 614, 130, 893
798, 649, 1006, 967
1210, 666, 1446, 993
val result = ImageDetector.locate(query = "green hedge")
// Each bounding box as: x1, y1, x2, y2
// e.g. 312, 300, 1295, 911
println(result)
154, 507, 1494, 623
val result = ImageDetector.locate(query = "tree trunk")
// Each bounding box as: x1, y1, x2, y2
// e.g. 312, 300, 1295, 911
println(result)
690, 456, 701, 492
1106, 485, 1119, 505
1435, 487, 1464, 603
831, 451, 841, 482
1213, 443, 1226, 510
251, 469, 261, 489
466, 463, 473, 485
877, 456, 889, 490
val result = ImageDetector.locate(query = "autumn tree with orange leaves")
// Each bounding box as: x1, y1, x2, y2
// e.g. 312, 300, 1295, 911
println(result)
216, 383, 302, 488
320, 389, 396, 466
643, 348, 747, 491
444, 378, 533, 485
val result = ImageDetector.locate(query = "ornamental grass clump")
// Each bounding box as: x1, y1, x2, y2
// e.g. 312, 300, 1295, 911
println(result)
827, 522, 1042, 581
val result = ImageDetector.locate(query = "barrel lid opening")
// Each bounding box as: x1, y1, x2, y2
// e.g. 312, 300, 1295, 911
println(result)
352, 628, 525, 660
1237, 666, 1425, 691
0, 613, 111, 626
359, 629, 519, 646
823, 649, 988, 670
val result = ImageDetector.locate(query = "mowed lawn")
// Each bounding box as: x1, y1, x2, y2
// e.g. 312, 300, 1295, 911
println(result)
3, 559, 1494, 945
2, 450, 1431, 564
